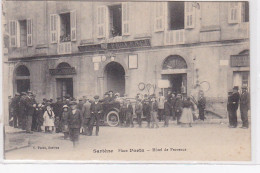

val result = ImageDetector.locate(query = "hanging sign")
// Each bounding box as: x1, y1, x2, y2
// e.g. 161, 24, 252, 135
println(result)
158, 80, 170, 88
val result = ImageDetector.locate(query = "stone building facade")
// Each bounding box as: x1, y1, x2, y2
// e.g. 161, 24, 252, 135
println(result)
3, 1, 249, 124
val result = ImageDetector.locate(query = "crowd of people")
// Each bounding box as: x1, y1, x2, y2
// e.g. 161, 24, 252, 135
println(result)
8, 85, 250, 146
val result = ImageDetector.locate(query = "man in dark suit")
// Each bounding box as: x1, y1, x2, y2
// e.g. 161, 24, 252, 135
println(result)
81, 98, 92, 135
11, 93, 20, 128
197, 90, 206, 121
229, 86, 240, 128
19, 92, 27, 130
25, 91, 36, 133
240, 86, 250, 129
90, 95, 103, 136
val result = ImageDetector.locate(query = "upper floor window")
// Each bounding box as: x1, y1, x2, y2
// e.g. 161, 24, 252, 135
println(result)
154, 2, 195, 32
228, 2, 249, 24
97, 2, 130, 39
9, 19, 32, 47
168, 2, 184, 30
50, 11, 76, 43
109, 4, 122, 37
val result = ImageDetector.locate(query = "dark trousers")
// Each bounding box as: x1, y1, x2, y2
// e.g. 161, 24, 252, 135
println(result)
144, 112, 151, 127
230, 110, 238, 127
119, 110, 126, 126
26, 116, 33, 132
171, 109, 176, 120
240, 107, 249, 128
90, 114, 100, 135
83, 118, 91, 135
199, 108, 205, 121
126, 113, 134, 127
164, 115, 170, 126
136, 113, 142, 127
69, 128, 80, 147
158, 109, 164, 121
228, 110, 232, 126
175, 111, 182, 125
13, 111, 18, 128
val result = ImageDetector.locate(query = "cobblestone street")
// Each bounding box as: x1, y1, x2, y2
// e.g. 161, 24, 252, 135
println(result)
4, 120, 251, 161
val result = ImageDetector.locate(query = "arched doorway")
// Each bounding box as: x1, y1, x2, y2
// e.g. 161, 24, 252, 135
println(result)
14, 65, 30, 93
161, 55, 188, 96
55, 62, 74, 99
104, 62, 125, 96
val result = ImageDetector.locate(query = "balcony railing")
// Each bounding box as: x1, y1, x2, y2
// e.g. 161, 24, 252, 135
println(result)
58, 42, 71, 55
164, 29, 185, 46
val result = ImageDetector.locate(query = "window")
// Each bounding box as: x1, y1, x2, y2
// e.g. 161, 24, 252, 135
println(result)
9, 19, 32, 47
50, 11, 76, 43
228, 2, 249, 24
109, 4, 122, 37
241, 1, 249, 22
60, 13, 71, 42
168, 2, 184, 30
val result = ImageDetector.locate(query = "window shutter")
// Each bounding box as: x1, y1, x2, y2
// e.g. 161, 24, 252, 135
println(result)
9, 20, 18, 47
70, 10, 76, 41
97, 6, 107, 38
228, 2, 241, 24
50, 14, 58, 43
122, 2, 130, 35
185, 2, 196, 29
154, 2, 165, 32
26, 19, 33, 46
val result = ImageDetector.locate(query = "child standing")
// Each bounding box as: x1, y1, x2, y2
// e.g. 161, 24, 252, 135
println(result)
68, 101, 83, 147
43, 104, 55, 133
61, 105, 70, 139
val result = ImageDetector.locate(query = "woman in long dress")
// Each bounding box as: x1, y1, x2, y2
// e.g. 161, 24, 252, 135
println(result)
179, 97, 194, 127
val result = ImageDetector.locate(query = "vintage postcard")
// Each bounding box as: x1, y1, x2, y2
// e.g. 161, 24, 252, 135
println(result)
1, 0, 251, 162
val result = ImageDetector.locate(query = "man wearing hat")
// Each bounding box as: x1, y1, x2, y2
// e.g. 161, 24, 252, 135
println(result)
240, 86, 250, 129
142, 94, 151, 128
174, 93, 183, 125
157, 92, 165, 122
90, 95, 103, 136
135, 97, 143, 128
227, 89, 233, 127
197, 90, 206, 121
229, 86, 240, 128
24, 91, 36, 133
77, 98, 84, 111
11, 93, 20, 128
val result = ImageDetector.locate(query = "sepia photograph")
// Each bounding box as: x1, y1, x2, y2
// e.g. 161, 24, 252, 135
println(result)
1, 0, 251, 162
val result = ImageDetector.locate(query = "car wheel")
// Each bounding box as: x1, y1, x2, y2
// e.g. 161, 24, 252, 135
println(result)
106, 110, 119, 127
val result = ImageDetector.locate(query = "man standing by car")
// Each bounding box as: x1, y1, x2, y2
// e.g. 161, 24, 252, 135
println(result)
240, 86, 250, 129
90, 95, 103, 136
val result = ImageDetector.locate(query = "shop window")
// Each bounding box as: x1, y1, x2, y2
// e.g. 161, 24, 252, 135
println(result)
109, 5, 122, 37
168, 2, 184, 30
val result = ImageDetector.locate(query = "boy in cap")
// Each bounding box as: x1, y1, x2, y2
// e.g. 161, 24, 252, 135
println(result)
68, 101, 83, 147
90, 95, 103, 136
125, 99, 134, 128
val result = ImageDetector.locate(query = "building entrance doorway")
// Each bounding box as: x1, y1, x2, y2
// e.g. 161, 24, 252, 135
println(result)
105, 62, 125, 96
14, 65, 30, 93
162, 74, 187, 97
56, 78, 73, 99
